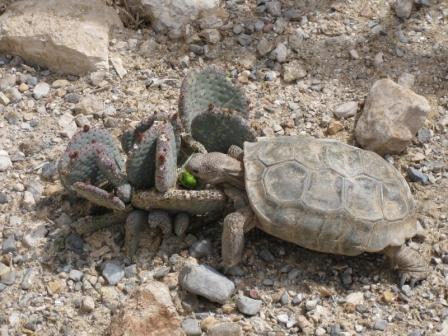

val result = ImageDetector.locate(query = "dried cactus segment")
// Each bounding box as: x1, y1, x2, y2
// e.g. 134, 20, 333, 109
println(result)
72, 182, 126, 211
125, 210, 148, 258
190, 107, 257, 152
179, 66, 248, 134
155, 122, 177, 192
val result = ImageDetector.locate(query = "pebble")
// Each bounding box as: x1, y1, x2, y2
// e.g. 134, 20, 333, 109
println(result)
334, 101, 358, 119
189, 239, 213, 258
395, 0, 413, 19
208, 322, 242, 336
1, 270, 16, 286
349, 49, 360, 59
407, 167, 429, 184
0, 92, 10, 105
315, 327, 326, 336
81, 296, 95, 313
179, 264, 235, 304
305, 299, 318, 311
21, 268, 36, 290
2, 235, 16, 254
327, 120, 344, 135
237, 295, 262, 316
102, 261, 124, 285
0, 150, 12, 172
33, 82, 50, 99
181, 318, 202, 336
265, 71, 277, 81
22, 190, 36, 210
373, 319, 387, 331
41, 162, 58, 181
417, 128, 431, 144
69, 270, 83, 282
64, 92, 80, 104
345, 292, 364, 306
271, 43, 288, 63
259, 247, 275, 262
0, 192, 8, 204
257, 38, 274, 56
282, 60, 307, 83
6, 87, 21, 102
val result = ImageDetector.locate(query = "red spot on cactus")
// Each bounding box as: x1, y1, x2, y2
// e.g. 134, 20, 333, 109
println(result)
91, 139, 96, 144
158, 153, 166, 164
83, 125, 90, 132
136, 132, 143, 143
69, 151, 79, 159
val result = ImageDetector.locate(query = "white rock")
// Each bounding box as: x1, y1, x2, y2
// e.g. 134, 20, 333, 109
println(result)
0, 150, 12, 172
127, 0, 219, 38
334, 101, 358, 119
0, 0, 122, 75
33, 82, 50, 99
110, 55, 127, 79
355, 78, 430, 155
0, 92, 10, 106
58, 113, 78, 138
22, 191, 36, 210
345, 292, 364, 306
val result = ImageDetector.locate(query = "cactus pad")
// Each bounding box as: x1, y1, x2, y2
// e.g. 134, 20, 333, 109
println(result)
179, 67, 255, 152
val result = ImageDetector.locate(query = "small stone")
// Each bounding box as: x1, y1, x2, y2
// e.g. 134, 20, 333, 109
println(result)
6, 87, 21, 102
315, 327, 326, 336
417, 128, 431, 143
81, 296, 95, 313
265, 71, 277, 82
280, 291, 290, 305
200, 316, 218, 331
18, 83, 29, 92
266, 1, 281, 16
199, 29, 221, 44
305, 299, 318, 311
2, 235, 16, 254
373, 52, 384, 67
208, 322, 242, 336
327, 120, 344, 135
41, 162, 58, 181
74, 95, 104, 115
154, 266, 171, 279
102, 261, 124, 285
407, 167, 429, 184
65, 93, 80, 104
181, 318, 202, 336
345, 292, 364, 306
382, 291, 395, 303
189, 239, 213, 258
1, 270, 16, 285
334, 101, 358, 119
373, 319, 387, 331
282, 60, 307, 83
110, 55, 127, 78
58, 113, 77, 138
124, 264, 137, 278
349, 49, 360, 59
237, 296, 262, 316
398, 72, 415, 88
33, 82, 50, 99
47, 279, 64, 294
271, 43, 288, 63
0, 92, 10, 105
22, 191, 35, 210
395, 0, 413, 19
179, 264, 235, 304
69, 270, 83, 282
21, 268, 36, 290
51, 79, 70, 88
257, 38, 274, 56
0, 192, 8, 204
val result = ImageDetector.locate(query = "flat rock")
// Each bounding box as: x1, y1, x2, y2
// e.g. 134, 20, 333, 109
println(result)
127, 0, 219, 38
33, 82, 50, 99
109, 280, 184, 336
207, 322, 242, 336
237, 296, 262, 316
179, 264, 235, 304
102, 261, 124, 285
0, 0, 122, 75
181, 318, 201, 336
355, 78, 430, 155
334, 101, 358, 119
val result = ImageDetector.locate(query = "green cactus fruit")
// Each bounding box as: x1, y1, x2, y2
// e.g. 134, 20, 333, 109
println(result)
179, 170, 197, 189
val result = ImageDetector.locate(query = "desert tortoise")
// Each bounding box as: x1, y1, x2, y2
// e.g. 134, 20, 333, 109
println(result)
187, 136, 428, 285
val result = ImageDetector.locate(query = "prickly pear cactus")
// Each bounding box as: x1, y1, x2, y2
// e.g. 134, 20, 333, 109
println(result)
179, 67, 255, 152
125, 113, 179, 190
58, 126, 129, 210
58, 126, 126, 190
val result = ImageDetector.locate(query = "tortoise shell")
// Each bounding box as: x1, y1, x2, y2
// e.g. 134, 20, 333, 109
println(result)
244, 136, 417, 256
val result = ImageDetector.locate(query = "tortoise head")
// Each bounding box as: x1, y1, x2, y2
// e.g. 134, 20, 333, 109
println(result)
186, 152, 245, 188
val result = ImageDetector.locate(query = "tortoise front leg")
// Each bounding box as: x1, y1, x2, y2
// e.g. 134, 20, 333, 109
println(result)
222, 206, 256, 269
383, 245, 428, 286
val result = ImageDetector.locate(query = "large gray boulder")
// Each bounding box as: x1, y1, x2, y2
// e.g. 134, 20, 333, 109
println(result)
0, 0, 122, 75
355, 78, 430, 155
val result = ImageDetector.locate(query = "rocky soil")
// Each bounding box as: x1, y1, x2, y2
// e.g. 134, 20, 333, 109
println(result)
0, 0, 447, 335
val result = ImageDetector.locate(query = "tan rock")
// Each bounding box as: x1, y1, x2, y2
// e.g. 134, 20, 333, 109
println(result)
355, 78, 430, 155
0, 0, 122, 75
109, 280, 184, 336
